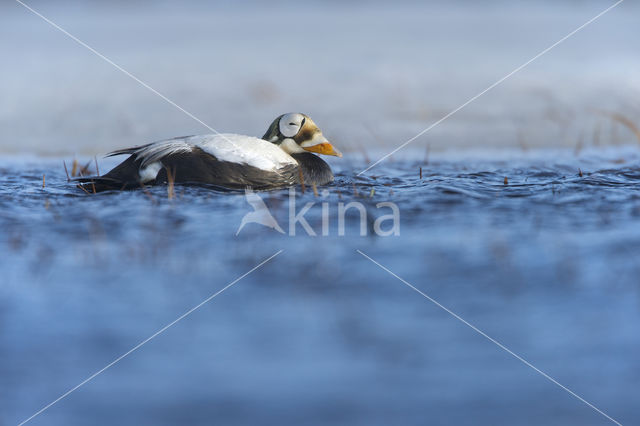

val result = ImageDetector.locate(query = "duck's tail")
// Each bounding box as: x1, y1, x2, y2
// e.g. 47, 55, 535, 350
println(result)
73, 176, 139, 193
73, 153, 148, 193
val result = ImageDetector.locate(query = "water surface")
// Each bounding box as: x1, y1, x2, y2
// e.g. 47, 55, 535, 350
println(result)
1, 149, 639, 425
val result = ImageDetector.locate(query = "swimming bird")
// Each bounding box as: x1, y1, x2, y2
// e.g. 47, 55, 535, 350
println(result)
78, 113, 341, 192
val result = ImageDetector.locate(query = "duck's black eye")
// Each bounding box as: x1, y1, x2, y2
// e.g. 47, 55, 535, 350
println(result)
289, 123, 296, 126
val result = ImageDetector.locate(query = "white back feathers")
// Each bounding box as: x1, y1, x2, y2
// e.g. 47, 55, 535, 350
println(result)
133, 134, 297, 172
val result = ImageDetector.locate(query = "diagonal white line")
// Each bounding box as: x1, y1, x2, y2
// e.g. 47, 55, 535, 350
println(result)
358, 0, 625, 175
15, 0, 234, 143
18, 249, 284, 426
356, 250, 622, 426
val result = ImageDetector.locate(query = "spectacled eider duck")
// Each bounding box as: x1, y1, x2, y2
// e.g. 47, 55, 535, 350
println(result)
79, 113, 341, 192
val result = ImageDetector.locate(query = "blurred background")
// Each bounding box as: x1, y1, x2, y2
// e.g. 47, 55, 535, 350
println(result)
2, 1, 640, 426
1, 0, 639, 156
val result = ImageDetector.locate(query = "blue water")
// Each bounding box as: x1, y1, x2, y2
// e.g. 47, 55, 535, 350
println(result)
3, 0, 640, 424
1, 150, 639, 425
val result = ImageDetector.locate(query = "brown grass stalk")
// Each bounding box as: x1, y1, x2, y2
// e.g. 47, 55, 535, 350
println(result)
140, 183, 155, 202
596, 110, 640, 144
298, 168, 305, 194
79, 161, 92, 176
166, 167, 175, 200
77, 183, 91, 195
63, 160, 70, 181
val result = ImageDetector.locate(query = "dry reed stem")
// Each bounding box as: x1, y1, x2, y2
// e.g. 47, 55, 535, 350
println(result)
298, 168, 305, 194
140, 183, 155, 202
166, 166, 175, 200
77, 184, 91, 195
79, 161, 92, 176
604, 112, 640, 143
574, 132, 584, 156
63, 160, 70, 181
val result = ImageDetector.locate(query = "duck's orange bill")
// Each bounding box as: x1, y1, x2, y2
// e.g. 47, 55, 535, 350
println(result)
303, 142, 342, 157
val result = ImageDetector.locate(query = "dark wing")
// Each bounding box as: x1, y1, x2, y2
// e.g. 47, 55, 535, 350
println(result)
156, 147, 299, 190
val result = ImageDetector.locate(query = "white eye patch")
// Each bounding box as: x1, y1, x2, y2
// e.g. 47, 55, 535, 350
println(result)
279, 113, 304, 137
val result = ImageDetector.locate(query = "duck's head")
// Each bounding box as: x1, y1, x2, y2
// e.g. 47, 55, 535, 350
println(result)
262, 113, 342, 157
